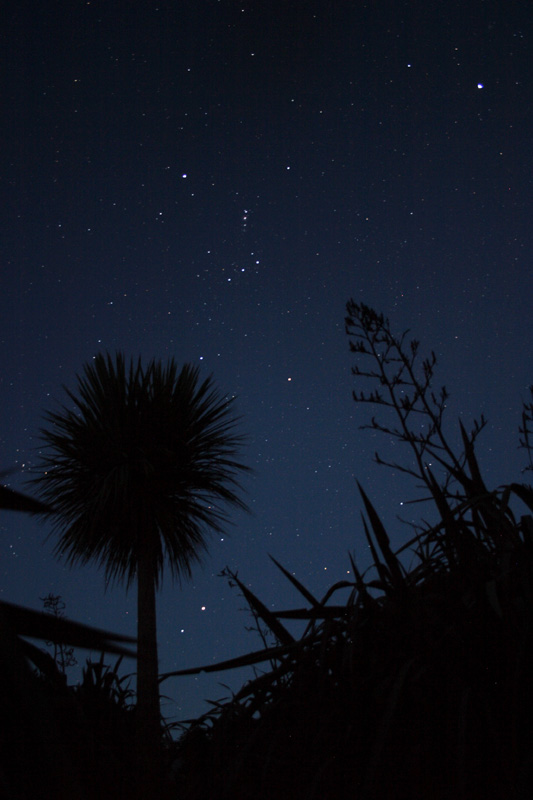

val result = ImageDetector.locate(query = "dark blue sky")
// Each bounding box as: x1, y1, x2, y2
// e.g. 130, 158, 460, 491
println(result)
2, 0, 532, 723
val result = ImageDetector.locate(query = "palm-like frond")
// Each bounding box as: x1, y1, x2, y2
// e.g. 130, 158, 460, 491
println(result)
31, 353, 250, 587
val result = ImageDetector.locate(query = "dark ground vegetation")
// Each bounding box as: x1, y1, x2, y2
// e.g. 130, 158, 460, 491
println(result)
170, 304, 533, 799
1, 303, 532, 798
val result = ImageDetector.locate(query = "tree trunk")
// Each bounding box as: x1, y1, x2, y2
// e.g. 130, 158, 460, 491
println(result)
136, 536, 162, 794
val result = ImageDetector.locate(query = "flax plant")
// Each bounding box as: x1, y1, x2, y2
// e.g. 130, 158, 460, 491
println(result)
169, 304, 533, 800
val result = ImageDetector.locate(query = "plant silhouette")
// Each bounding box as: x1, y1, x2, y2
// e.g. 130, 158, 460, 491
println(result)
167, 304, 533, 799
32, 352, 249, 793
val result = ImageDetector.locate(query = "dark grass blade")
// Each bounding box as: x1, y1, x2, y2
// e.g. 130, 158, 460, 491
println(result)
229, 571, 295, 646
0, 600, 136, 657
159, 641, 301, 680
520, 514, 533, 544
360, 513, 394, 593
269, 554, 321, 607
358, 482, 406, 592
459, 420, 487, 493
0, 484, 52, 514
274, 606, 349, 619
510, 482, 533, 513
348, 552, 377, 610
319, 580, 356, 606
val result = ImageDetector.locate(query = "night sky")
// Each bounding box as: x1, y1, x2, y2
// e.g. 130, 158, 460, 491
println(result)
2, 0, 533, 724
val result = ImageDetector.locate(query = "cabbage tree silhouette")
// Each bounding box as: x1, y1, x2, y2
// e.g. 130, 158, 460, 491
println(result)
32, 352, 249, 792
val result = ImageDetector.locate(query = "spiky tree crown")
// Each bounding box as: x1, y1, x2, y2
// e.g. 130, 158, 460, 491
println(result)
34, 353, 249, 587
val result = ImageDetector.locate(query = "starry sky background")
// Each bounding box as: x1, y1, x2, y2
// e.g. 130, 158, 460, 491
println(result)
2, 0, 533, 724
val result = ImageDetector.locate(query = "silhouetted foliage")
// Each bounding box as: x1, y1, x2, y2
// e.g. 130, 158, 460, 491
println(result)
2, 308, 533, 798
31, 352, 249, 794
40, 594, 77, 674
0, 471, 137, 799
170, 303, 533, 800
